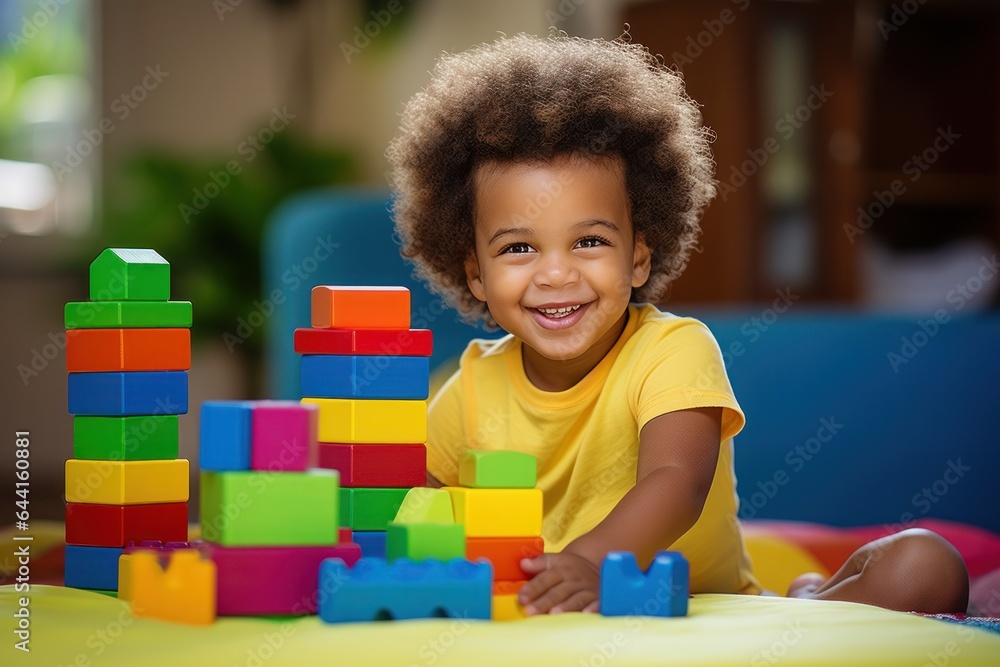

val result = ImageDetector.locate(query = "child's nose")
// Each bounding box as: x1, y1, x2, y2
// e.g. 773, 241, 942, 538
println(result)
533, 253, 580, 289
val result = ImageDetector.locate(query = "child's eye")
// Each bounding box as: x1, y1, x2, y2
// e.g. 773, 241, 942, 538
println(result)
499, 242, 533, 254
577, 235, 611, 249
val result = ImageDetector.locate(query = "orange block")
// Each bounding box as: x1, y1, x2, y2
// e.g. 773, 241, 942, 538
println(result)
66, 328, 191, 372
466, 536, 544, 581
310, 286, 410, 329
128, 549, 216, 625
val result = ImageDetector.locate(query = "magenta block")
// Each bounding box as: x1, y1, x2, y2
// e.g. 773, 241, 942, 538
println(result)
250, 400, 317, 472
199, 541, 361, 615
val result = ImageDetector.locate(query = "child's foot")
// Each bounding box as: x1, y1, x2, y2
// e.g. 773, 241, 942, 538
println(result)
786, 572, 827, 598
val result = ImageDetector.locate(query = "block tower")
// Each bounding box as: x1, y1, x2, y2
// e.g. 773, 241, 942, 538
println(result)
63, 248, 191, 592
449, 450, 544, 620
297, 286, 433, 558
197, 399, 360, 615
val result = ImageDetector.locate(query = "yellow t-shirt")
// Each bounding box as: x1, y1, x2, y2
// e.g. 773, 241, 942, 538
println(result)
426, 304, 761, 595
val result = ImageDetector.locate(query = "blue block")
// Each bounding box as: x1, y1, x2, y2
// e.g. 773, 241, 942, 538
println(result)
318, 557, 491, 622
67, 372, 188, 416
199, 401, 253, 471
300, 355, 429, 400
64, 545, 124, 591
599, 551, 689, 617
352, 531, 387, 559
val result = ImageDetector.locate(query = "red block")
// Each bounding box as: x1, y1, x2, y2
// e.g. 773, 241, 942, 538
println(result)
293, 327, 433, 356
466, 537, 545, 581
315, 443, 426, 487
339, 527, 353, 543
66, 503, 188, 547
199, 542, 362, 615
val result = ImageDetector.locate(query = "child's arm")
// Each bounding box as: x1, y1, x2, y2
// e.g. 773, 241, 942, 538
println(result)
518, 406, 722, 615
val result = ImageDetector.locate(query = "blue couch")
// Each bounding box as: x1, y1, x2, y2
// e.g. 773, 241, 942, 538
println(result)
263, 189, 1000, 534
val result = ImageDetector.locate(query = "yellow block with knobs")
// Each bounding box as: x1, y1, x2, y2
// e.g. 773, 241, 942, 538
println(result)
444, 487, 543, 538
301, 398, 426, 444
65, 459, 189, 504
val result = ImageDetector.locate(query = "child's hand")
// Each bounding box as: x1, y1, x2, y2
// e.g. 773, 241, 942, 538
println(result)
517, 552, 600, 615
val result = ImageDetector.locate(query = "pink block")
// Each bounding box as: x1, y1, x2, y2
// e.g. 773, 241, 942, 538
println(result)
250, 400, 317, 472
199, 542, 361, 615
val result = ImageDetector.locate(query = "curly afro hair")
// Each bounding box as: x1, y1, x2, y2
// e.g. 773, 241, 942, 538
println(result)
387, 31, 717, 329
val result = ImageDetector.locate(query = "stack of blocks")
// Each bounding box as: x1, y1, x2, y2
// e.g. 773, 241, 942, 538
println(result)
447, 450, 544, 621
297, 286, 433, 559
63, 249, 192, 592
198, 399, 360, 615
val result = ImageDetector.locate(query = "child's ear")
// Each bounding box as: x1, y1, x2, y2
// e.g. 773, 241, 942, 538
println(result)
631, 232, 652, 288
465, 252, 487, 302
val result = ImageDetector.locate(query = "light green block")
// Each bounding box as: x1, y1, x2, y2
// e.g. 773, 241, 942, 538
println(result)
393, 488, 454, 524
458, 450, 537, 489
74, 416, 179, 460
90, 248, 170, 301
386, 522, 465, 562
201, 470, 339, 546
339, 488, 409, 531
65, 301, 192, 329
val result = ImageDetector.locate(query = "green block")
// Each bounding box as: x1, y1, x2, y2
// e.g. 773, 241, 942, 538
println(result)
74, 416, 179, 460
201, 470, 339, 546
87, 589, 118, 598
386, 522, 465, 562
65, 301, 192, 329
90, 248, 170, 301
339, 488, 409, 531
393, 488, 454, 524
458, 450, 537, 488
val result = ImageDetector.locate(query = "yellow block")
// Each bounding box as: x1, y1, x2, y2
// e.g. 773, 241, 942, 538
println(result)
444, 487, 542, 538
493, 594, 528, 621
118, 553, 135, 602
65, 459, 189, 505
128, 550, 216, 625
301, 398, 426, 444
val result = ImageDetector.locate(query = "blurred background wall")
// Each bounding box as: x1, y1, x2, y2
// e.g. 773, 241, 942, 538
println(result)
1, 0, 997, 520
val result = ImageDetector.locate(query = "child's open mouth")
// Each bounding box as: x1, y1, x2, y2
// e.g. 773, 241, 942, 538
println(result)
529, 302, 590, 330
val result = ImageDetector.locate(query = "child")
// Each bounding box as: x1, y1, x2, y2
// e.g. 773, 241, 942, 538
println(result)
386, 32, 969, 616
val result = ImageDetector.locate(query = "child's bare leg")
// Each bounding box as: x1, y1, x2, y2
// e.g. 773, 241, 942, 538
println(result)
786, 528, 969, 613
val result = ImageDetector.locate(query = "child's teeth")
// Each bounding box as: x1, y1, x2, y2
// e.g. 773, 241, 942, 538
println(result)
538, 305, 581, 318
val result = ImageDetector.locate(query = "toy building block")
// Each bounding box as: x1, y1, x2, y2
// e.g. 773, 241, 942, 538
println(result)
90, 248, 170, 301
127, 550, 216, 625
66, 502, 188, 547
300, 355, 430, 400
493, 580, 528, 621
445, 487, 543, 538
198, 542, 361, 616
250, 400, 316, 472
65, 459, 189, 505
66, 328, 191, 372
315, 443, 426, 487
393, 488, 454, 524
310, 286, 410, 329
459, 450, 537, 489
199, 401, 253, 471
302, 398, 426, 444
466, 536, 544, 581
65, 300, 193, 329
64, 545, 124, 590
118, 541, 195, 602
200, 470, 338, 546
386, 522, 465, 562
339, 528, 353, 544
294, 327, 433, 356
339, 488, 409, 531
318, 557, 492, 623
68, 371, 188, 416
353, 531, 387, 559
74, 415, 179, 460
599, 551, 689, 618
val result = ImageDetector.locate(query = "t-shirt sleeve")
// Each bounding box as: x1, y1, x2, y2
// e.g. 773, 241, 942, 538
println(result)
632, 319, 746, 442
425, 366, 466, 486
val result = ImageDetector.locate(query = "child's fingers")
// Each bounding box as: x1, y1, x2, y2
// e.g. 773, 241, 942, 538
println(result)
519, 555, 549, 575
583, 600, 600, 613
518, 569, 561, 607
549, 590, 598, 614
525, 582, 578, 616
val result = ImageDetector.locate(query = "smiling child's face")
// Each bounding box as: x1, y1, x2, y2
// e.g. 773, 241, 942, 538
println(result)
466, 153, 651, 389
